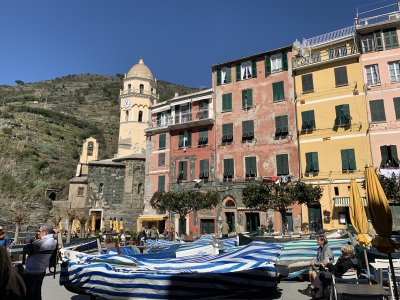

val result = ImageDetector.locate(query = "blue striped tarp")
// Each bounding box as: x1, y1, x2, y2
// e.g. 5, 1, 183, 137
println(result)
60, 242, 282, 299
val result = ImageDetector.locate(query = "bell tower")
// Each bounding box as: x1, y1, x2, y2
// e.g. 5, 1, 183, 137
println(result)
117, 57, 158, 158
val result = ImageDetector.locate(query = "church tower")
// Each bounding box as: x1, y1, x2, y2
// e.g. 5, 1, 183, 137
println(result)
117, 58, 157, 158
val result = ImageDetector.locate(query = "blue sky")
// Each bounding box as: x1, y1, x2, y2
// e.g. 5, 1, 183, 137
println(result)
0, 0, 384, 87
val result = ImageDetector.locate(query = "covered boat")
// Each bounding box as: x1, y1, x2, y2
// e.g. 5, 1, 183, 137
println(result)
60, 241, 281, 299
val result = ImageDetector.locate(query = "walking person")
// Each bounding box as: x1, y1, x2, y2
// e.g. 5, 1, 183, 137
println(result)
22, 224, 57, 300
149, 225, 159, 240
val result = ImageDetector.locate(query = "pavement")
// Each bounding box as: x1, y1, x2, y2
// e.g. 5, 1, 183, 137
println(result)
42, 272, 311, 300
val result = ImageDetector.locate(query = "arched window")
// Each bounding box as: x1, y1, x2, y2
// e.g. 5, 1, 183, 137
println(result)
225, 199, 236, 208
137, 183, 142, 194
125, 110, 129, 122
128, 84, 131, 90
87, 142, 94, 156
140, 84, 144, 94
138, 110, 143, 122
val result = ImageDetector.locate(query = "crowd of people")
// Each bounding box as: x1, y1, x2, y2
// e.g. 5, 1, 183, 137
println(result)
0, 225, 58, 300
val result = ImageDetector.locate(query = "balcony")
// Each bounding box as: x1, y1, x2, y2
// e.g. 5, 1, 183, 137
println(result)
292, 44, 359, 70
120, 88, 158, 98
356, 11, 400, 29
170, 109, 213, 130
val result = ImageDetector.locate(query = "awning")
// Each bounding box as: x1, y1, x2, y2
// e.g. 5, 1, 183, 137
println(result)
137, 215, 167, 222
334, 197, 367, 207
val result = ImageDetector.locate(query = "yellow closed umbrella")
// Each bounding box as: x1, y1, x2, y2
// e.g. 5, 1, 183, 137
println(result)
101, 218, 105, 231
365, 166, 399, 299
109, 218, 113, 230
349, 178, 371, 282
119, 218, 124, 232
58, 221, 63, 231
113, 218, 118, 232
91, 214, 96, 232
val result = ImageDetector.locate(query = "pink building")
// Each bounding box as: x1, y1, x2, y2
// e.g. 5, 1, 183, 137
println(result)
356, 12, 400, 176
211, 47, 301, 233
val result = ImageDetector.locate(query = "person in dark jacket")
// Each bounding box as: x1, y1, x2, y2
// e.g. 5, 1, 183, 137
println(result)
0, 247, 26, 300
0, 226, 11, 248
302, 244, 361, 299
136, 228, 147, 253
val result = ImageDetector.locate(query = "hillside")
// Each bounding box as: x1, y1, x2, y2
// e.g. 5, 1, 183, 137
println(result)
0, 74, 203, 227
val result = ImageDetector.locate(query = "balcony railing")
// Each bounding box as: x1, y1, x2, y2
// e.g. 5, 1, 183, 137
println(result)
148, 109, 212, 130
120, 88, 158, 98
356, 11, 400, 27
292, 44, 359, 69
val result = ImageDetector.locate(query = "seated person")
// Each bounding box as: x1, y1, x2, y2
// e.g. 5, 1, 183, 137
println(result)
301, 244, 361, 299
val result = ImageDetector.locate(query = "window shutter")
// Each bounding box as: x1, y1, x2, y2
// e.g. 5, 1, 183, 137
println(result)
159, 134, 166, 149
251, 60, 257, 78
242, 90, 246, 109
251, 157, 257, 177
227, 93, 232, 111
282, 51, 288, 71
356, 34, 363, 54
302, 74, 314, 93
247, 89, 253, 107
348, 149, 356, 170
370, 100, 386, 122
248, 121, 254, 138
282, 154, 289, 175
273, 81, 285, 102
229, 159, 234, 177
204, 159, 209, 178
305, 152, 312, 173
199, 160, 204, 178
236, 63, 241, 81
380, 145, 389, 167
394, 97, 400, 120
392, 30, 399, 47
309, 110, 316, 129
242, 121, 248, 139
312, 152, 319, 172
384, 30, 392, 48
265, 55, 271, 75
334, 66, 348, 86
341, 149, 349, 170
245, 157, 251, 177
281, 115, 288, 134
301, 111, 309, 130
222, 94, 232, 111
275, 116, 282, 135
178, 132, 184, 148
187, 131, 192, 147
374, 31, 383, 51
158, 176, 165, 192
224, 159, 229, 177
335, 105, 343, 125
390, 145, 400, 165
182, 161, 187, 180
342, 104, 351, 125
217, 69, 221, 85
178, 161, 183, 179
226, 66, 231, 83
276, 155, 282, 175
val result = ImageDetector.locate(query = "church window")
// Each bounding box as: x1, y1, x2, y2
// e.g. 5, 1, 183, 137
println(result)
99, 183, 104, 194
87, 142, 94, 156
78, 187, 84, 196
151, 88, 154, 94
128, 84, 131, 90
140, 84, 144, 94
138, 111, 143, 122
125, 110, 129, 122
137, 183, 142, 194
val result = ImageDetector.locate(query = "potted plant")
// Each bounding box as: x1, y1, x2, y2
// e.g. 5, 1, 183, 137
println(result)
323, 210, 331, 223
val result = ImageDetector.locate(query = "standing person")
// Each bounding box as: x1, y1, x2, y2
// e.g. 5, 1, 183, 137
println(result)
149, 225, 159, 240
298, 235, 334, 297
136, 228, 147, 253
22, 224, 57, 300
0, 227, 11, 248
0, 247, 26, 300
120, 232, 126, 246
221, 221, 229, 238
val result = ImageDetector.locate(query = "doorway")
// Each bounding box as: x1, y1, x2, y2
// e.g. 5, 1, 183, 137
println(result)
285, 213, 293, 232
200, 219, 215, 234
225, 212, 235, 233
245, 213, 260, 232
308, 204, 322, 232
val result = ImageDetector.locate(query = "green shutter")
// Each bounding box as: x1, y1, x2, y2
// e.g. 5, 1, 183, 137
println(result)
341, 149, 349, 170
312, 152, 319, 172
178, 132, 184, 148
187, 131, 192, 147
242, 90, 246, 109
276, 155, 282, 175
305, 153, 312, 173
182, 161, 187, 180
356, 34, 363, 54
224, 159, 229, 177
282, 51, 288, 71
370, 100, 386, 122
159, 134, 166, 149
375, 31, 383, 51
275, 116, 282, 136
342, 104, 351, 125
394, 97, 400, 120
229, 159, 234, 177
302, 74, 314, 93
282, 154, 289, 175
236, 63, 241, 81
242, 121, 248, 139
222, 93, 232, 112
217, 69, 221, 85
199, 160, 204, 178
251, 60, 257, 78
245, 157, 251, 177
247, 89, 253, 107
335, 105, 342, 125
158, 176, 165, 192
248, 121, 254, 138
273, 81, 284, 102
250, 157, 257, 177
380, 145, 389, 167
204, 159, 209, 178
384, 30, 392, 48
348, 149, 356, 170
265, 55, 271, 75
301, 111, 309, 130
334, 66, 348, 86
226, 66, 231, 83
281, 115, 288, 134
390, 145, 400, 165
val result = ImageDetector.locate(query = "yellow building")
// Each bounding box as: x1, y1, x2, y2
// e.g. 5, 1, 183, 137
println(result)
292, 27, 372, 230
117, 57, 158, 158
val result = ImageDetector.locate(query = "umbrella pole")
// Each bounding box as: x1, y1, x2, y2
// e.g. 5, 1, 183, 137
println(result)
363, 248, 371, 284
389, 253, 399, 300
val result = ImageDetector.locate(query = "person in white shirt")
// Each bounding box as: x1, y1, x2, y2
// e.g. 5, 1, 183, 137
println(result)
22, 224, 57, 300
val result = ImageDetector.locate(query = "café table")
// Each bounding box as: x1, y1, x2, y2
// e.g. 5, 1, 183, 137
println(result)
370, 261, 400, 286
335, 283, 389, 299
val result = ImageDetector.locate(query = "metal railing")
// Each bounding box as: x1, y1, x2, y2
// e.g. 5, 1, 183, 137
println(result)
292, 44, 359, 69
120, 88, 158, 97
304, 26, 355, 47
149, 109, 212, 129
357, 11, 400, 27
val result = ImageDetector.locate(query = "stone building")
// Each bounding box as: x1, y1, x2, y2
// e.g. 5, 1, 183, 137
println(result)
66, 58, 157, 233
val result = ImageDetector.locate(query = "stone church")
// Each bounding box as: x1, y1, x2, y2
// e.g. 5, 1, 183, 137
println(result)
66, 58, 157, 233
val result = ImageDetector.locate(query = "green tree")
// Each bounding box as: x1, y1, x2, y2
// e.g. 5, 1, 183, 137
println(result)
15, 80, 25, 86
242, 181, 323, 233
151, 190, 220, 235
379, 173, 400, 202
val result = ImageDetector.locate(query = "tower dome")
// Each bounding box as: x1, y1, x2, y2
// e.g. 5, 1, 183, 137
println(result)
126, 57, 154, 80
